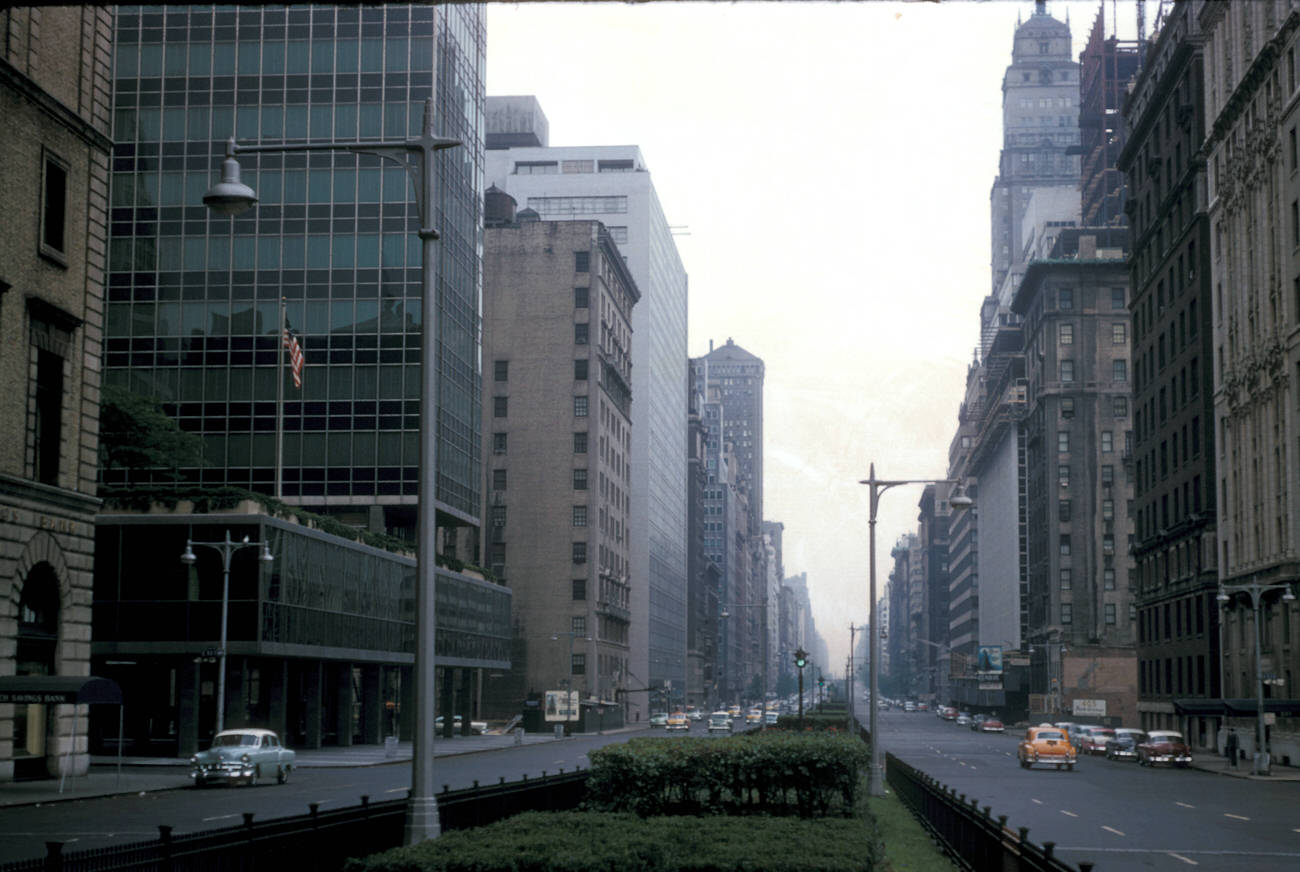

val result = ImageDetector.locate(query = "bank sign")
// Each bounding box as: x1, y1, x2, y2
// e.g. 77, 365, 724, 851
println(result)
1072, 698, 1107, 717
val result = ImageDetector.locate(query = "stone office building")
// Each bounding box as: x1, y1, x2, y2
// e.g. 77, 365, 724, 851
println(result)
0, 6, 114, 782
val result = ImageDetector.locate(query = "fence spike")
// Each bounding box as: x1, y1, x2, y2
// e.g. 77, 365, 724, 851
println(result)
472, 779, 479, 789
361, 795, 369, 807
243, 812, 254, 828
443, 784, 450, 793
983, 805, 992, 818
1043, 842, 1055, 858
1078, 864, 1094, 872
158, 825, 173, 843
500, 776, 506, 785
309, 802, 319, 817
1019, 826, 1030, 844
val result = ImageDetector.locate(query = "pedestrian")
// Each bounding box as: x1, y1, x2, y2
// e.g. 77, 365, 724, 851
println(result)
1225, 727, 1239, 768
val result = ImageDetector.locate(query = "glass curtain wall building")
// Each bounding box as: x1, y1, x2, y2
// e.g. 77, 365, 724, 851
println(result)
105, 5, 486, 535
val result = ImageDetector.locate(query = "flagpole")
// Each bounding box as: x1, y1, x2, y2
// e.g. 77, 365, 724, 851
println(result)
275, 296, 286, 500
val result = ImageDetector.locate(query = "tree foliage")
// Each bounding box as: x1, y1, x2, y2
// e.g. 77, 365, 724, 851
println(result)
98, 384, 205, 478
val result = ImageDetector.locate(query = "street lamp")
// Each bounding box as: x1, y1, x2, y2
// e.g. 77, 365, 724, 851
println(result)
204, 99, 459, 844
848, 623, 867, 730
721, 599, 770, 726
1217, 580, 1296, 775
551, 631, 593, 693
180, 531, 273, 736
859, 463, 972, 797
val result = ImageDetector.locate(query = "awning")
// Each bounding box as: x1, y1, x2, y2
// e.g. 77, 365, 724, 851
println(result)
1174, 698, 1300, 717
0, 675, 123, 705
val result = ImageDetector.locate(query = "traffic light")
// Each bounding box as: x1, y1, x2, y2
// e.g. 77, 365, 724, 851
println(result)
817, 676, 825, 688
794, 648, 807, 669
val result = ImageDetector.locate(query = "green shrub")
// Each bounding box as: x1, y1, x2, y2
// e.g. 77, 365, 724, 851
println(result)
584, 732, 868, 817
344, 811, 880, 872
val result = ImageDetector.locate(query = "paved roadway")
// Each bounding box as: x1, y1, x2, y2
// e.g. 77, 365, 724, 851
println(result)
877, 707, 1300, 871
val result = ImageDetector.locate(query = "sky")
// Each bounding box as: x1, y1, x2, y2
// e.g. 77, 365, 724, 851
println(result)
484, 0, 1152, 673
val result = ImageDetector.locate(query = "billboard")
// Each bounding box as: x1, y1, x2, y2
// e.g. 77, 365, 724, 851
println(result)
976, 646, 1003, 675
544, 690, 580, 722
1072, 698, 1106, 718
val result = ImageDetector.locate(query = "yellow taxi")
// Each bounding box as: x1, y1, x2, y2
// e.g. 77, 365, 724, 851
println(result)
745, 708, 763, 724
727, 705, 741, 719
666, 711, 690, 731
1017, 723, 1077, 771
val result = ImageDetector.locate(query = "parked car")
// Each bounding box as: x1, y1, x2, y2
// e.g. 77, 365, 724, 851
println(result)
686, 708, 704, 722
764, 710, 780, 725
666, 711, 690, 731
745, 708, 763, 724
969, 713, 987, 730
1053, 722, 1086, 751
904, 701, 917, 712
916, 702, 930, 712
435, 715, 488, 734
1138, 730, 1193, 767
708, 711, 733, 733
939, 706, 957, 721
1017, 724, 1077, 770
1079, 726, 1116, 755
190, 728, 295, 787
649, 711, 669, 728
1105, 730, 1145, 761
727, 705, 741, 718
979, 717, 1005, 733
955, 712, 972, 726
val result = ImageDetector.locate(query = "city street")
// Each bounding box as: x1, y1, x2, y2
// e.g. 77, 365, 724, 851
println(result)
877, 707, 1300, 872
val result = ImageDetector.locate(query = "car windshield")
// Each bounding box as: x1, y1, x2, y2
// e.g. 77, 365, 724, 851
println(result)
1150, 732, 1183, 743
1035, 730, 1065, 741
212, 734, 258, 748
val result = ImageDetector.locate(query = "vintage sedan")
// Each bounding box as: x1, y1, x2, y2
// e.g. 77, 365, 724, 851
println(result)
707, 711, 734, 733
191, 728, 295, 787
666, 711, 690, 731
1078, 726, 1116, 755
649, 711, 669, 728
979, 717, 1005, 733
1017, 724, 1077, 770
1138, 730, 1193, 767
1104, 730, 1145, 761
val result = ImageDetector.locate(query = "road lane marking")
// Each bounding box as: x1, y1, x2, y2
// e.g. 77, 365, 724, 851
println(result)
1168, 853, 1198, 865
1224, 813, 1250, 821
1032, 799, 1044, 805
1176, 801, 1195, 809
1102, 826, 1126, 837
385, 787, 407, 794
1060, 810, 1078, 818
202, 814, 241, 822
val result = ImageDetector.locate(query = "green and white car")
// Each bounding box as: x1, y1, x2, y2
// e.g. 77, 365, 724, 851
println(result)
190, 728, 295, 787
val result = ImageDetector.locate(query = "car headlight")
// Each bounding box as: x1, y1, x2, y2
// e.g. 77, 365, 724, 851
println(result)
190, 756, 198, 765
240, 754, 251, 763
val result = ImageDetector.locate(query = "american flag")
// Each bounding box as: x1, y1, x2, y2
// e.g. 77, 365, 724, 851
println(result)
282, 321, 304, 389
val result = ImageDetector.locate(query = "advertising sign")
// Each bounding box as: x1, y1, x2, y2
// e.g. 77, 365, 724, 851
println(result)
544, 690, 580, 722
1072, 698, 1106, 717
976, 645, 1003, 677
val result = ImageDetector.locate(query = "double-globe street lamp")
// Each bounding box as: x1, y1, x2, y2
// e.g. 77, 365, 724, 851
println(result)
860, 463, 972, 797
1217, 579, 1297, 775
204, 98, 458, 843
180, 531, 274, 737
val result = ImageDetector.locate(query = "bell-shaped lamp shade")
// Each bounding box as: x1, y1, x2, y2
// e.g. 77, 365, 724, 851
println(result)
203, 155, 257, 216
180, 543, 196, 565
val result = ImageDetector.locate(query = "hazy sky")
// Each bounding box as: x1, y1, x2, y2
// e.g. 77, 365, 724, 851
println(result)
484, 0, 1150, 671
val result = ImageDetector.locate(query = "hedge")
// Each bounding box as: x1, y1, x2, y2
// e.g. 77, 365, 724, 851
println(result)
344, 811, 880, 872
583, 732, 868, 817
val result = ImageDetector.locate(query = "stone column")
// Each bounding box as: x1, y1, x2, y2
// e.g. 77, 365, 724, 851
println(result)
360, 664, 382, 745
177, 657, 202, 757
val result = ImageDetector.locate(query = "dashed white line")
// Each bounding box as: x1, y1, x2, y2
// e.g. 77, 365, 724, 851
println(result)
202, 813, 240, 822
1224, 813, 1250, 821
1176, 801, 1196, 809
1102, 826, 1126, 837
1060, 810, 1078, 818
385, 787, 407, 794
1031, 798, 1044, 805
1167, 852, 1198, 866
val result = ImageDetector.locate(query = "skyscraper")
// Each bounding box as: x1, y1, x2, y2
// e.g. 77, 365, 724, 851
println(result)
484, 99, 689, 717
105, 5, 486, 543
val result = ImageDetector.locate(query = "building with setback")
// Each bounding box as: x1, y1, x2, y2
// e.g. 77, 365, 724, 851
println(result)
0, 6, 114, 782
485, 98, 689, 718
480, 202, 637, 722
1198, 0, 1300, 766
1118, 0, 1222, 748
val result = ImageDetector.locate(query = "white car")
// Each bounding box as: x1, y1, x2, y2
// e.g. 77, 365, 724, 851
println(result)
707, 711, 733, 733
190, 728, 294, 787
435, 715, 488, 734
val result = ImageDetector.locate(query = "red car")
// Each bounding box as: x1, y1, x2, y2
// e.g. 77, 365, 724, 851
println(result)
979, 717, 1005, 733
1137, 730, 1193, 767
1079, 726, 1115, 755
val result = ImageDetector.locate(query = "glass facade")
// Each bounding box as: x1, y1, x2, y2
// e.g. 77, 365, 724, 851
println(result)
105, 5, 485, 523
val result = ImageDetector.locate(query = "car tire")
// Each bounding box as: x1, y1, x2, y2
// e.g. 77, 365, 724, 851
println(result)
277, 764, 289, 784
248, 766, 259, 786
1067, 763, 1074, 771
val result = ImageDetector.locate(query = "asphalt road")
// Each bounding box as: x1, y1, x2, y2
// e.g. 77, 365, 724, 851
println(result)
878, 708, 1300, 871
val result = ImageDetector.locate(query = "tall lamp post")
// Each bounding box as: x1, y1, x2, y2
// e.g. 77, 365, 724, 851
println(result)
848, 623, 867, 730
552, 631, 593, 693
204, 98, 459, 844
722, 599, 769, 726
181, 531, 273, 736
859, 464, 972, 797
1217, 580, 1296, 775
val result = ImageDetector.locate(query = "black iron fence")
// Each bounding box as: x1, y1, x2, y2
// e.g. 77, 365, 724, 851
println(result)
1, 770, 589, 872
885, 753, 1095, 872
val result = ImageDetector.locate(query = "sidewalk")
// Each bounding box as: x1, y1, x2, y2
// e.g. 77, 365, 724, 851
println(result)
0, 726, 646, 809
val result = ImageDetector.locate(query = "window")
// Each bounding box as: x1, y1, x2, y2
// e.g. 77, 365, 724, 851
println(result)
1113, 359, 1128, 382
1060, 323, 1074, 345
1104, 568, 1116, 589
575, 251, 590, 272
1061, 603, 1074, 624
572, 616, 586, 634
1059, 464, 1070, 488
1113, 323, 1127, 344
493, 396, 508, 417
40, 151, 69, 262
574, 359, 588, 380
489, 543, 505, 577
1060, 568, 1072, 590
494, 359, 509, 381
515, 160, 557, 174
1103, 535, 1115, 556
492, 432, 507, 454
1060, 535, 1071, 556
574, 432, 588, 453
1058, 431, 1070, 453
1101, 431, 1113, 453
574, 287, 589, 308
573, 506, 587, 527
1060, 360, 1074, 382
573, 468, 587, 490
598, 159, 634, 173
574, 396, 588, 417
572, 542, 587, 564
1113, 396, 1128, 417
1112, 287, 1126, 309
562, 159, 594, 174
492, 468, 507, 490
491, 506, 506, 527
1101, 465, 1114, 485
1059, 288, 1074, 310
1102, 498, 1114, 520
574, 323, 588, 345
1105, 603, 1117, 625
572, 578, 586, 600
1061, 397, 1074, 418
1059, 499, 1072, 522
571, 654, 586, 675
33, 347, 64, 485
